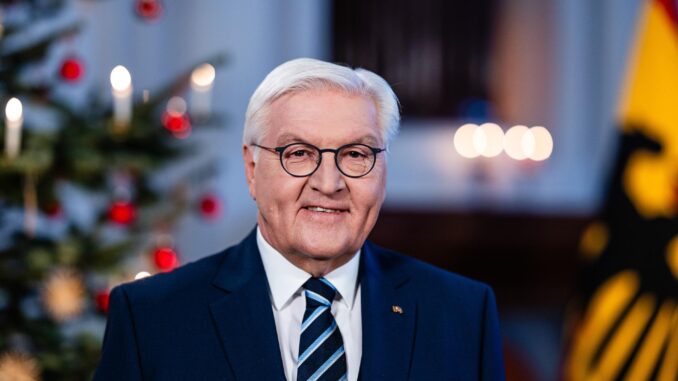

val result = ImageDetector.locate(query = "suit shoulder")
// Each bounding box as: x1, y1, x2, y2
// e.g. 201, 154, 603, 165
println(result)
113, 248, 229, 304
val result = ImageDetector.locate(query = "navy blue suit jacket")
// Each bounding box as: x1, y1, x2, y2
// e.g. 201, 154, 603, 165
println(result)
93, 229, 505, 380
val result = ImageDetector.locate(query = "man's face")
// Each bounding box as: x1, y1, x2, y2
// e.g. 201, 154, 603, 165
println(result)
243, 88, 386, 271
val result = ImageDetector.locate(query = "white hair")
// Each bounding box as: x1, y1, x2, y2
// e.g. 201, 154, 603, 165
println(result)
243, 58, 400, 152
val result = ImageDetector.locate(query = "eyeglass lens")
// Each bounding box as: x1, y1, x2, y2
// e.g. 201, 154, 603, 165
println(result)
281, 143, 375, 177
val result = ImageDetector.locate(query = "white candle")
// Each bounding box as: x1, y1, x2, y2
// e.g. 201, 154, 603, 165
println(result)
5, 97, 23, 160
110, 65, 133, 131
190, 63, 215, 120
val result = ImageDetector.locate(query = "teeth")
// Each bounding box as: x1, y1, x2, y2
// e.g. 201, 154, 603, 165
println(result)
307, 206, 341, 213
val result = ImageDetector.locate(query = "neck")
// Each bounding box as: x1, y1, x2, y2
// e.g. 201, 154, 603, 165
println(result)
257, 226, 357, 278
283, 252, 354, 278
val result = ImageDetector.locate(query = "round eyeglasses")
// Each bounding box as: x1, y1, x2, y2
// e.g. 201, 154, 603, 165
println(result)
252, 142, 385, 178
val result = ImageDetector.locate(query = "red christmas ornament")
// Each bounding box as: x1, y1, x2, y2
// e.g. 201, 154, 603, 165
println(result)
59, 57, 84, 82
153, 246, 179, 271
162, 111, 192, 139
199, 194, 221, 220
108, 201, 136, 225
45, 201, 62, 219
135, 0, 163, 21
95, 290, 110, 313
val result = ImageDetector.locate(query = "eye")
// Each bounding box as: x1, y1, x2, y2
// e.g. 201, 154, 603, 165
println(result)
347, 150, 367, 158
342, 145, 370, 159
291, 149, 308, 157
284, 145, 316, 159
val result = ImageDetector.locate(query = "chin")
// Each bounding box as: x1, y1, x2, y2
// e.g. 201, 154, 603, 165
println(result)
295, 231, 356, 259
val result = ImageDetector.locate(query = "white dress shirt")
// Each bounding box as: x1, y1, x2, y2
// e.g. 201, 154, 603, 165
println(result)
257, 227, 362, 381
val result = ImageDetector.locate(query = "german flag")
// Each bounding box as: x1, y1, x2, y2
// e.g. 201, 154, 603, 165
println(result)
563, 0, 678, 380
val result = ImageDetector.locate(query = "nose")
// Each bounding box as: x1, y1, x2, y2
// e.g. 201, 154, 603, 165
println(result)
308, 152, 346, 195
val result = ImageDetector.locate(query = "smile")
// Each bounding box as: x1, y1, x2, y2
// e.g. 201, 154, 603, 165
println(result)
304, 206, 347, 213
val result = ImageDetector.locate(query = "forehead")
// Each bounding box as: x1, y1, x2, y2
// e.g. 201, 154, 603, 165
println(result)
265, 89, 382, 146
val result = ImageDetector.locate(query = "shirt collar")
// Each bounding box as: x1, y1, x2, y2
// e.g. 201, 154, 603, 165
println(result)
257, 226, 361, 311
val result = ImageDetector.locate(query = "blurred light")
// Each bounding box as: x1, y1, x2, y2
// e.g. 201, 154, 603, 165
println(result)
162, 97, 192, 138
166, 96, 187, 115
522, 128, 536, 157
472, 125, 487, 154
110, 65, 132, 92
135, 271, 151, 280
453, 123, 480, 158
528, 126, 553, 161
154, 247, 179, 271
504, 125, 529, 160
5, 98, 22, 122
478, 123, 504, 157
191, 63, 216, 88
108, 201, 135, 225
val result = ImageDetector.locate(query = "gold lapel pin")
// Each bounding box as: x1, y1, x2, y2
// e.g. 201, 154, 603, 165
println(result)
392, 305, 404, 314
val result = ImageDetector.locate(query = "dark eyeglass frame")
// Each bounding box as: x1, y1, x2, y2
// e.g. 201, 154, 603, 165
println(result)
252, 142, 385, 178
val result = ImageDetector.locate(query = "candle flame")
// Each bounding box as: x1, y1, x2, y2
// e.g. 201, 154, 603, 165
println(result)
5, 98, 23, 122
191, 63, 216, 88
5, 98, 22, 122
110, 65, 132, 91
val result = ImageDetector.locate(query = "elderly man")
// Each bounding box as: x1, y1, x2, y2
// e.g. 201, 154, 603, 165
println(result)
94, 58, 505, 381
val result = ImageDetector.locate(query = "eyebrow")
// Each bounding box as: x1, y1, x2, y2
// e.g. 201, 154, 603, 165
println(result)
276, 133, 306, 146
356, 135, 381, 147
275, 133, 383, 147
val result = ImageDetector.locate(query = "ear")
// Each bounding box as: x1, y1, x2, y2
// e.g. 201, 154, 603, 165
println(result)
242, 144, 257, 201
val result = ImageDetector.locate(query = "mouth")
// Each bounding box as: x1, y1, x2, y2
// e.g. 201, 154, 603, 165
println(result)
303, 206, 349, 214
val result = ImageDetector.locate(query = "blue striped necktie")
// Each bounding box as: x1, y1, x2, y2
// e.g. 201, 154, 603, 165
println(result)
297, 277, 347, 381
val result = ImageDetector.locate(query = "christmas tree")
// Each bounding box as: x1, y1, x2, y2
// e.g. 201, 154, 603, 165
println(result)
0, 1, 224, 379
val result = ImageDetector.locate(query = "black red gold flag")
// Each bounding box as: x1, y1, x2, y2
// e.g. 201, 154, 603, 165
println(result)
563, 0, 678, 379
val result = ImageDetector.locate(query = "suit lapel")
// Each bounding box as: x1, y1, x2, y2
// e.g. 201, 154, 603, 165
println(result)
209, 230, 286, 381
358, 242, 416, 381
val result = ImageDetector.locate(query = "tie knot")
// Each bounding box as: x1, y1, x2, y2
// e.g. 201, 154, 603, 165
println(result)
302, 277, 337, 307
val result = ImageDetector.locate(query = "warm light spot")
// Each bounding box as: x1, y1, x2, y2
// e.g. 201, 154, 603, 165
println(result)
135, 271, 151, 280
478, 123, 504, 157
529, 126, 553, 161
191, 63, 216, 88
472, 126, 487, 155
579, 221, 609, 260
0, 352, 40, 381
453, 123, 480, 158
522, 129, 536, 157
666, 235, 678, 279
110, 65, 132, 92
5, 97, 22, 122
504, 125, 529, 160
